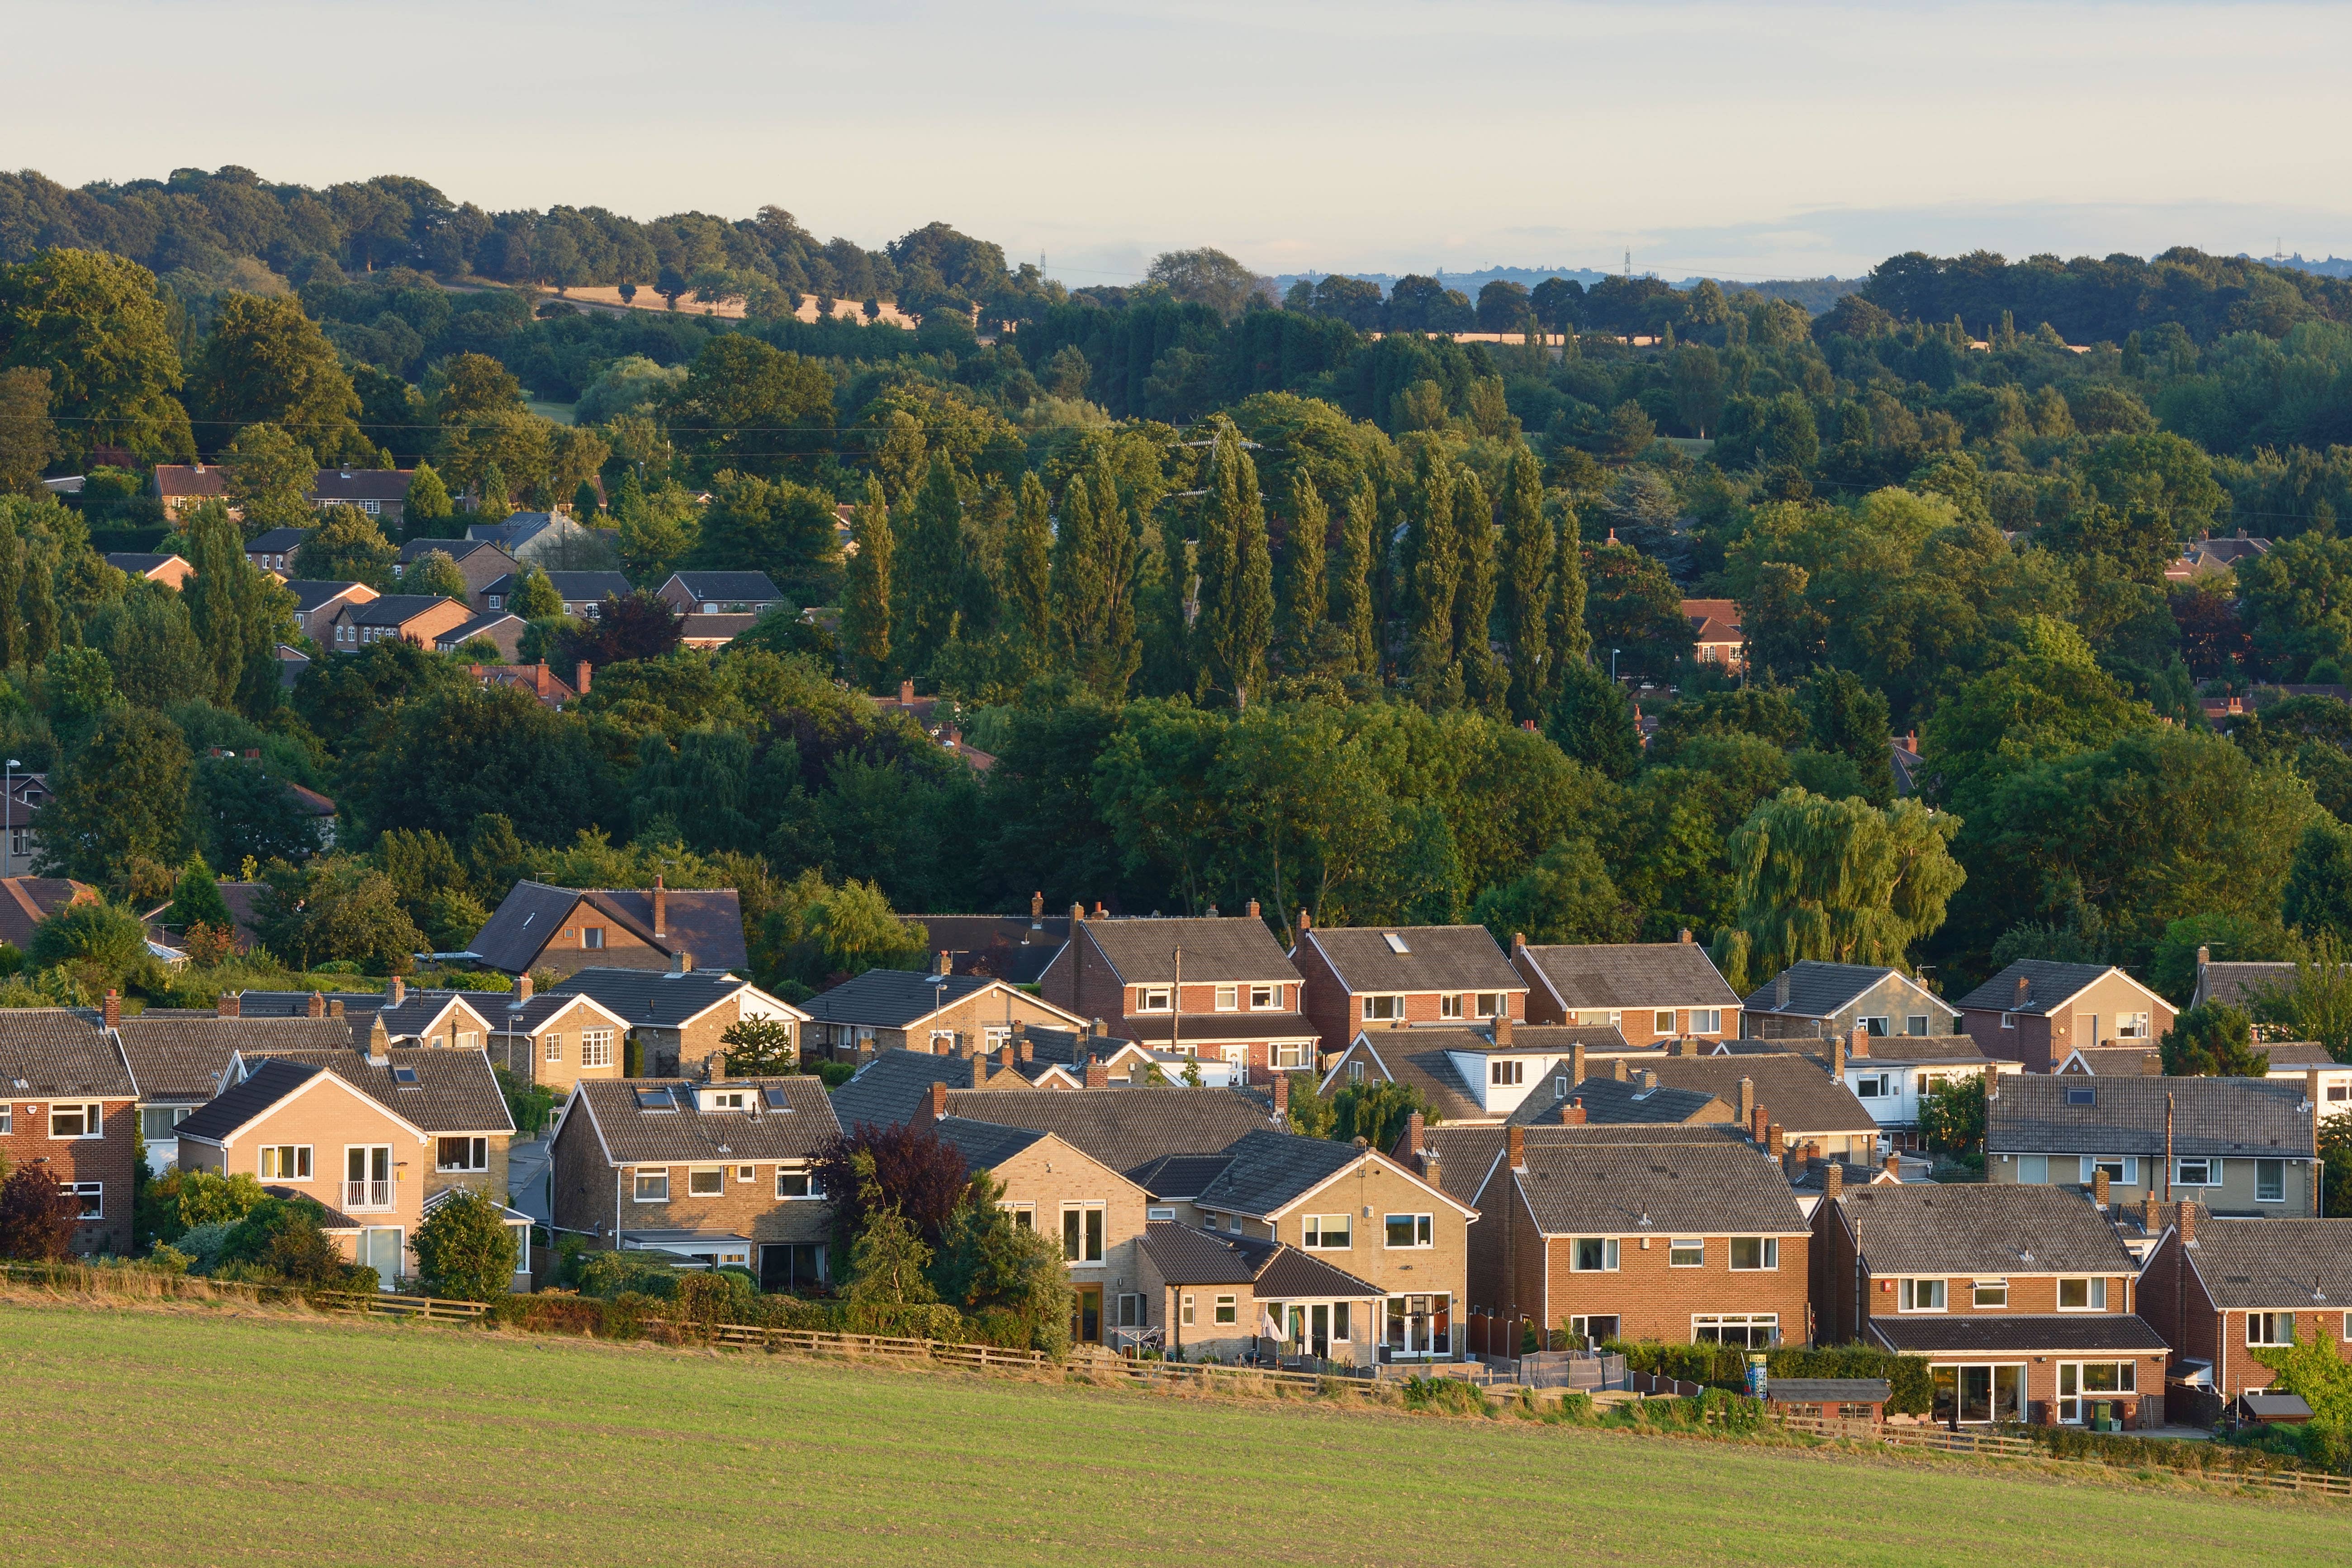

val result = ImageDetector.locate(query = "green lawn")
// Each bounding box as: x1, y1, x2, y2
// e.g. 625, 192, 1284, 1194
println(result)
1, 1301, 2343, 1567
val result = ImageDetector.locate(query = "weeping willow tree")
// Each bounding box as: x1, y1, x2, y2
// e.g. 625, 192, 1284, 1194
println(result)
1710, 788, 1965, 993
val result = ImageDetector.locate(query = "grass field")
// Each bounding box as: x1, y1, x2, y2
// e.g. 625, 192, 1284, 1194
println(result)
2, 1300, 2346, 1568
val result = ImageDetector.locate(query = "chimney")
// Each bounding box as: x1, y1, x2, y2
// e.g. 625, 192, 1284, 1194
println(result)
1493, 1014, 1513, 1047
1738, 1076, 1755, 1127
1833, 1035, 1846, 1077
933, 1037, 950, 1056
1571, 1044, 1587, 1085
517, 975, 534, 1003
1850, 1023, 1869, 1060
1246, 899, 1260, 920
1823, 1162, 1843, 1201
389, 976, 405, 1007
1640, 1070, 1659, 1093
1677, 1037, 1698, 1058
1083, 1061, 1109, 1089
2142, 1191, 2162, 1234
1018, 1039, 1033, 1062
1406, 1111, 1425, 1158
1561, 1099, 1587, 1126
653, 875, 666, 938
1679, 928, 1692, 944
366, 1015, 389, 1064
1031, 891, 1044, 921
216, 991, 239, 1018
1612, 1058, 1628, 1082
329, 1000, 345, 1018
707, 1052, 726, 1083
1271, 1075, 1290, 1117
2091, 1168, 2110, 1209
103, 990, 120, 1028
1774, 971, 1790, 1010
1297, 907, 1311, 937
1090, 1018, 1105, 1039
307, 990, 325, 1019
1768, 1123, 1785, 1158
1750, 1104, 1767, 1144
1507, 1125, 1527, 1170
534, 662, 551, 698
2013, 974, 2030, 1009
1070, 902, 1085, 923
1094, 902, 1108, 919
929, 1081, 947, 1119
2178, 1200, 2198, 1247
899, 679, 915, 705
2196, 943, 2210, 978
956, 1034, 975, 1060
935, 949, 952, 977
1883, 1150, 1902, 1181
2141, 1052, 2162, 1076
2307, 1068, 2324, 1109
1420, 1151, 1442, 1187
1512, 931, 1526, 954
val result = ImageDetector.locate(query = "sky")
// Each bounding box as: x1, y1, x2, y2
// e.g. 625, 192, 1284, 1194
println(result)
8, 1, 2352, 284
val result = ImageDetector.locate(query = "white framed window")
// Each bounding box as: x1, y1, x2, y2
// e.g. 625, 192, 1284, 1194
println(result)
1654, 1010, 1676, 1035
1275, 1042, 1309, 1069
1901, 1278, 1948, 1312
142, 1105, 190, 1141
1439, 993, 1464, 1019
1139, 987, 1171, 1012
688, 1167, 725, 1196
1250, 984, 1276, 1010
436, 1137, 488, 1172
456, 1030, 479, 1051
776, 1169, 816, 1199
544, 1033, 564, 1063
2079, 1156, 2137, 1186
1062, 1203, 1105, 1263
2000, 1012, 2015, 1030
1729, 1236, 1778, 1271
2116, 1012, 2150, 1039
1906, 1015, 1929, 1036
49, 1103, 101, 1139
1303, 1214, 1351, 1250
1668, 1238, 1704, 1267
1181, 1293, 1196, 1326
259, 1145, 312, 1180
1146, 1206, 1175, 1221
67, 1182, 102, 1220
1363, 995, 1403, 1021
736, 1165, 755, 1182
1347, 1060, 1366, 1083
1973, 1279, 2009, 1308
2247, 1311, 2293, 1346
580, 1031, 613, 1068
1489, 1059, 1523, 1086
1214, 985, 1238, 1012
634, 1170, 669, 1202
706, 1090, 750, 1110
583, 927, 604, 950
1384, 1213, 1432, 1249
2176, 1157, 2217, 1188
1572, 1237, 1619, 1271
1003, 1203, 1034, 1230
2257, 1159, 2286, 1203
2057, 1277, 2109, 1311
1693, 1313, 1778, 1347
1859, 1016, 1889, 1037
1853, 1072, 1893, 1099
2057, 1360, 2136, 1423
1690, 1008, 1721, 1033
1213, 1294, 1237, 1326
0, 1105, 10, 1135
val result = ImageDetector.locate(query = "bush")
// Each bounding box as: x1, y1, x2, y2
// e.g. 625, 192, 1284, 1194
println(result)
493, 1066, 556, 1138
410, 1188, 519, 1301
669, 1269, 761, 1326
144, 1168, 270, 1245
216, 1196, 351, 1286
577, 1249, 683, 1301
1607, 1339, 1933, 1416
1401, 1375, 1492, 1417
172, 1219, 237, 1271
0, 1165, 80, 1260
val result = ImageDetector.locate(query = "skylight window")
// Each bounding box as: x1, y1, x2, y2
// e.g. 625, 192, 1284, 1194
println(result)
635, 1088, 677, 1110
2066, 1087, 2095, 1106
390, 1065, 419, 1085
1382, 933, 1410, 954
762, 1086, 791, 1110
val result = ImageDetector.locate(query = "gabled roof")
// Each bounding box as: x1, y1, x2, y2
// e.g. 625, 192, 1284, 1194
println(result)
1194, 1128, 1373, 1217
567, 1076, 838, 1165
2193, 961, 2300, 1010
173, 1059, 334, 1144
830, 1048, 982, 1130
1835, 1183, 2137, 1276
1077, 916, 1301, 985
1835, 1035, 1991, 1066
1413, 1122, 1738, 1209
0, 1009, 135, 1098
482, 570, 631, 602
1954, 960, 2158, 1016
398, 536, 509, 564
664, 570, 787, 602
913, 913, 1074, 985
1136, 1221, 1385, 1298
1741, 961, 1948, 1020
1126, 1153, 1239, 1200
1987, 1074, 2317, 1159
469, 881, 752, 975
1869, 1315, 2169, 1355
0, 877, 100, 952
1514, 942, 1740, 1010
115, 1015, 350, 1103
1513, 1127, 1809, 1236
2181, 1217, 2352, 1310
928, 1116, 1049, 1170
2056, 1047, 2165, 1078
1137, 1220, 1257, 1284
1635, 1055, 1875, 1135
234, 1044, 512, 1134
246, 527, 313, 553
436, 611, 526, 647
1300, 925, 1525, 995
800, 969, 1075, 1032
549, 966, 793, 1030
939, 1086, 1282, 1179
1322, 1028, 1645, 1124
282, 580, 376, 616
311, 468, 411, 502
338, 594, 462, 628
1547, 1075, 1731, 1126
484, 990, 632, 1037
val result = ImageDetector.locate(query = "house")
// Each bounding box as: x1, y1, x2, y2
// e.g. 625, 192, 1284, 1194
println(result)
1813, 1180, 2169, 1429
469, 661, 583, 709
469, 878, 751, 977
0, 876, 100, 951
465, 513, 617, 568
309, 466, 414, 527
1551, 1070, 1736, 1128
435, 612, 528, 660
223, 1034, 516, 1208
1985, 1073, 2322, 1215
480, 570, 632, 619
936, 1084, 1287, 1183
152, 462, 227, 521
1321, 1018, 1641, 1125
1890, 732, 1927, 796
831, 1046, 1081, 1129
394, 538, 519, 606
1955, 960, 2175, 1074
1740, 961, 1958, 1042
244, 527, 311, 576
679, 613, 759, 650
114, 1007, 351, 1173
2189, 955, 2296, 1012
908, 895, 1074, 985
2165, 531, 2270, 583
1037, 907, 1318, 1075
324, 594, 472, 651
1682, 597, 1745, 672
229, 980, 500, 1053
106, 552, 194, 589
0, 1007, 140, 1254
1290, 916, 1528, 1056
1829, 1030, 2019, 1150
1581, 1048, 1882, 1163
1509, 934, 1741, 1047
484, 978, 636, 1102
2139, 1208, 2352, 1404
1416, 1120, 1807, 1355
656, 570, 787, 616
282, 580, 379, 643
546, 964, 806, 1080
0, 777, 57, 878
1136, 1221, 1386, 1364
930, 1114, 1153, 1347
799, 958, 1090, 1060
548, 1067, 839, 1292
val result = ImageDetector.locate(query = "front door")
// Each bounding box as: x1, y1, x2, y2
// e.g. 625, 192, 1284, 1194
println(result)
1073, 1286, 1101, 1345
1309, 1303, 1330, 1360
356, 1227, 402, 1290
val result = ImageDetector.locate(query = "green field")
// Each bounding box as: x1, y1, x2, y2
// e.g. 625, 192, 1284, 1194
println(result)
1, 1302, 2343, 1567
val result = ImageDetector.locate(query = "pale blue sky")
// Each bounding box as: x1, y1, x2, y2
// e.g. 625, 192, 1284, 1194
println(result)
8, 1, 2349, 281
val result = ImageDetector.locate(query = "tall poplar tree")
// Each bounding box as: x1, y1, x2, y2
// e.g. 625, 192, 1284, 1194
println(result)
1497, 447, 1555, 721
0, 520, 22, 672
1545, 499, 1592, 708
839, 474, 892, 690
1004, 470, 1053, 647
1194, 426, 1273, 709
1405, 451, 1460, 706
1052, 457, 1139, 698
1452, 469, 1502, 714
181, 499, 291, 714
899, 458, 965, 673
1280, 470, 1328, 672
1338, 478, 1378, 677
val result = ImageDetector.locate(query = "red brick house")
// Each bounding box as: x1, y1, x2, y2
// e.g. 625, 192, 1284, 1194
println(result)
1509, 935, 1741, 1047
1290, 918, 1528, 1058
1318, 1023, 1646, 1125
324, 594, 472, 651
470, 879, 751, 976
1955, 960, 2175, 1075
1037, 908, 1317, 1075
0, 1007, 140, 1254
2137, 1207, 2352, 1405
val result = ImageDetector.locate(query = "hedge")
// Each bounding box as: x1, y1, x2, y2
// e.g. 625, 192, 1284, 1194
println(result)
1607, 1340, 1934, 1416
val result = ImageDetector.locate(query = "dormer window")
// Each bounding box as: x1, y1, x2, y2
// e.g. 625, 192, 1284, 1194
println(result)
1489, 1059, 1523, 1086
702, 1089, 749, 1111
1473, 993, 1504, 1019
1439, 994, 1463, 1019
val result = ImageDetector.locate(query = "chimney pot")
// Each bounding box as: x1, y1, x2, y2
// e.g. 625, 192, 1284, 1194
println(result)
103, 990, 120, 1028
1090, 1017, 1104, 1038
935, 949, 952, 977
389, 976, 405, 1007
1562, 1099, 1586, 1126
1824, 1162, 1843, 1201
707, 1052, 726, 1083
1031, 891, 1044, 921
900, 679, 915, 705
1018, 1039, 1032, 1062
1406, 1110, 1425, 1158
1507, 1125, 1526, 1170
2196, 944, 2210, 969
2014, 974, 2030, 1007
1677, 1037, 1698, 1058
1094, 902, 1107, 919
929, 1081, 947, 1119
1083, 1061, 1109, 1090
1420, 1151, 1443, 1184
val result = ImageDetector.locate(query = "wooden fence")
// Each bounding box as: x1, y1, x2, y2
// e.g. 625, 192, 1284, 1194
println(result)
1778, 1414, 2352, 1499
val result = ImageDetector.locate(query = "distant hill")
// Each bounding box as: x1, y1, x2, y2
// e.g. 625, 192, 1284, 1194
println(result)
1267, 267, 1859, 315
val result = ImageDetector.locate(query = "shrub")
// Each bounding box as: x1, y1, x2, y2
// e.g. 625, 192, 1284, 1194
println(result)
145, 1168, 270, 1244
409, 1188, 520, 1301
493, 1066, 556, 1137
173, 1220, 237, 1271
577, 1249, 682, 1300
0, 1165, 80, 1260
669, 1269, 760, 1326
216, 1196, 351, 1285
1400, 1375, 1492, 1417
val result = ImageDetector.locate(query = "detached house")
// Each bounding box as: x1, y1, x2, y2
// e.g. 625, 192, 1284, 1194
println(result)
1986, 1073, 2323, 1216
245, 527, 311, 576
1320, 1018, 1642, 1126
1136, 1222, 1386, 1364
106, 552, 194, 589
1510, 935, 1740, 1047
2139, 1209, 2352, 1404
0, 1008, 140, 1254
1956, 960, 2175, 1074
325, 594, 472, 651
283, 580, 379, 642
943, 1085, 1289, 1186
1290, 917, 1528, 1056
485, 978, 635, 1102
800, 960, 1089, 1060
548, 965, 805, 1080
470, 878, 751, 976
1038, 908, 1317, 1075
1740, 961, 1958, 1041
310, 466, 415, 527
114, 1009, 351, 1172
656, 570, 787, 616
394, 538, 518, 605
480, 570, 631, 619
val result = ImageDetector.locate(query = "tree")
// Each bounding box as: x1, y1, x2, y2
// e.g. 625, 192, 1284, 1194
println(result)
813, 1124, 969, 1251
1280, 470, 1328, 664
1471, 838, 1635, 946
719, 1016, 797, 1075
1917, 1075, 1986, 1159
692, 470, 839, 594
1337, 478, 1379, 676
1720, 789, 1965, 978
558, 591, 683, 667
191, 754, 322, 870
1049, 456, 1139, 698
1544, 658, 1640, 782
166, 862, 235, 932
2286, 817, 2352, 941
839, 474, 893, 688
898, 459, 965, 675
255, 855, 423, 973
217, 1194, 357, 1285
404, 549, 469, 604
0, 366, 58, 494
182, 501, 294, 713
291, 505, 396, 588
673, 336, 835, 480
1475, 279, 1534, 333
1583, 540, 1689, 677
2159, 1002, 2271, 1077
27, 900, 149, 990
932, 1170, 1073, 1355
39, 707, 190, 882
1403, 452, 1459, 704
1452, 469, 1503, 713
1145, 248, 1264, 321
1921, 633, 2150, 818
0, 248, 193, 465
509, 565, 563, 621
0, 1164, 78, 1260
408, 1187, 519, 1301
1800, 668, 1894, 805
1329, 1079, 1433, 1150
1002, 471, 1053, 651
1498, 448, 1553, 722
572, 479, 602, 521
223, 423, 318, 536
2247, 933, 2352, 1066
186, 293, 363, 460
1189, 425, 1275, 709
2239, 532, 2352, 679
403, 462, 453, 532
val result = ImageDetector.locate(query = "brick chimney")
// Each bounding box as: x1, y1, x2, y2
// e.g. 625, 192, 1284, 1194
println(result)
1405, 1111, 1425, 1159
1512, 931, 1526, 954
933, 1037, 950, 1056
1883, 1150, 1902, 1181
216, 991, 239, 1018
1639, 1070, 1659, 1093
1070, 902, 1085, 923
929, 1081, 947, 1119
2142, 1191, 2162, 1234
389, 975, 405, 1007
1677, 1037, 1698, 1058
653, 875, 666, 938
2142, 1052, 2162, 1076
1768, 1123, 1785, 1158
329, 1000, 345, 1018
1018, 1039, 1032, 1063
2091, 1168, 2110, 1209
1089, 1017, 1105, 1038
1738, 1075, 1755, 1127
1774, 970, 1790, 1009
1083, 1061, 1109, 1090
1561, 1099, 1586, 1126
1245, 899, 1260, 920
1271, 1075, 1290, 1118
575, 660, 592, 695
366, 1015, 389, 1065
707, 1052, 726, 1083
1612, 1057, 1629, 1082
899, 679, 915, 705
1833, 1033, 1846, 1077
1850, 1023, 1869, 1060
517, 975, 533, 1002
1824, 1162, 1843, 1201
1297, 907, 1311, 937
2307, 1068, 2324, 1108
1570, 1043, 1587, 1085
2178, 1200, 2198, 1247
1679, 928, 1693, 944
956, 1035, 975, 1060
1507, 1125, 1527, 1170
1420, 1150, 1442, 1187
533, 662, 551, 698
1750, 1104, 1768, 1144
2013, 974, 2030, 1009
307, 990, 325, 1018
1493, 1014, 1513, 1047
1031, 891, 1044, 921
103, 990, 120, 1028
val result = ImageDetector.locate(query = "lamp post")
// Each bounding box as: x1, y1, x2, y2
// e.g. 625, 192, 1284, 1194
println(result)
1610, 649, 1620, 684
5, 758, 16, 876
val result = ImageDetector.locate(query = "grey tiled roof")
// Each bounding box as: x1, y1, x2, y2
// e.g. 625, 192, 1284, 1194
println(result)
471, 881, 750, 974
1836, 1183, 2137, 1275
940, 1086, 1282, 1178
1339, 1029, 1640, 1126
115, 1015, 351, 1102
0, 879, 98, 952
2194, 962, 2300, 1010
2183, 1218, 2352, 1309
342, 594, 462, 627
1078, 916, 1302, 985
1516, 943, 1740, 1009
174, 1059, 322, 1143
929, 1116, 1047, 1170
482, 570, 630, 602
1413, 1123, 1735, 1208
548, 966, 771, 1030
667, 570, 787, 602
1232, 1232, 1385, 1299
1953, 960, 2124, 1016
1138, 1221, 1258, 1284
2060, 1047, 2167, 1077
1541, 1075, 1731, 1126
398, 536, 507, 564
915, 914, 1074, 985
1987, 1075, 2317, 1159
1194, 1129, 1368, 1217
1638, 1056, 1875, 1135
1869, 1314, 2169, 1355
1404, 1024, 1632, 1057
1844, 1035, 1991, 1066
829, 1049, 978, 1129
1126, 1153, 1238, 1200
246, 527, 313, 552
801, 969, 999, 1029
243, 1046, 512, 1135
1513, 1127, 1809, 1236
569, 1076, 839, 1164
281, 580, 372, 615
1300, 925, 1525, 995
0, 1009, 135, 1098
469, 882, 582, 971
1741, 961, 1925, 1018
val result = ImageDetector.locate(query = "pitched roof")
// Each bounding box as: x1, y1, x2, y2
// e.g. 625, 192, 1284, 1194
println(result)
1301, 925, 1525, 995
246, 527, 313, 553
1513, 1127, 1810, 1236
469, 881, 750, 974
0, 1009, 135, 1098
0, 877, 99, 954
939, 1086, 1282, 1178
2183, 1217, 2352, 1309
928, 1116, 1049, 1170
1954, 960, 2148, 1016
829, 1049, 981, 1130
1869, 1315, 2170, 1355
801, 969, 1005, 1029
548, 966, 785, 1029
398, 536, 507, 564
467, 882, 582, 970
152, 464, 225, 498
1987, 1074, 2317, 1159
666, 570, 787, 602
1515, 942, 1740, 1009
913, 913, 1075, 985
1193, 1128, 1371, 1217
114, 1015, 351, 1103
1838, 1035, 1991, 1066
173, 1059, 327, 1143
1077, 916, 1301, 985
311, 468, 411, 502
2058, 1047, 2166, 1078
1332, 1029, 1645, 1124
340, 594, 462, 628
240, 1046, 512, 1134
1636, 1055, 1875, 1134
436, 611, 526, 647
484, 990, 629, 1037
1411, 1122, 1734, 1208
1232, 1232, 1386, 1299
1741, 961, 1945, 1019
2194, 961, 2300, 1010
1126, 1153, 1239, 1200
569, 1076, 839, 1164
1835, 1183, 2138, 1275
282, 580, 375, 616
482, 570, 631, 602
678, 613, 759, 644
1137, 1220, 1258, 1284
1547, 1075, 1731, 1126
106, 552, 188, 576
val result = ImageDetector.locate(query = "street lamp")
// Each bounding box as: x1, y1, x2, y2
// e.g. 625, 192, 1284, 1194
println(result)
1610, 649, 1620, 683
5, 758, 16, 876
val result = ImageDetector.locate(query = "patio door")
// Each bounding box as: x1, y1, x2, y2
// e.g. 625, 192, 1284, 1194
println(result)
1072, 1286, 1101, 1345
356, 1227, 402, 1290
1385, 1293, 1453, 1358
346, 1145, 391, 1211
1309, 1303, 1331, 1360
1933, 1363, 2027, 1425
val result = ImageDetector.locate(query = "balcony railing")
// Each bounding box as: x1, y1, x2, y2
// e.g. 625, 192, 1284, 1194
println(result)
345, 1180, 394, 1211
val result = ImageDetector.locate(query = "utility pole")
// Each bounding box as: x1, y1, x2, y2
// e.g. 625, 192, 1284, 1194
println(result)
1170, 946, 1183, 1065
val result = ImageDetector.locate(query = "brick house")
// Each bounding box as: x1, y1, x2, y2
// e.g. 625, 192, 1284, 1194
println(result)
114, 1009, 351, 1173
245, 527, 312, 577
434, 612, 528, 661
485, 980, 635, 1101
0, 1009, 140, 1255
941, 1085, 1288, 1188
1820, 1029, 2018, 1151
1814, 1180, 2169, 1429
1740, 961, 1959, 1041
1290, 917, 1529, 1057
0, 778, 56, 878
549, 1069, 839, 1292
1986, 1073, 2322, 1216
481, 569, 631, 619
0, 876, 100, 951
801, 961, 1090, 1061
1037, 908, 1318, 1075
153, 462, 227, 521
1580, 1050, 1882, 1163
1136, 1221, 1385, 1365
1319, 1019, 1644, 1125
394, 538, 519, 606
470, 879, 751, 977
1955, 960, 2175, 1074
310, 466, 415, 527
830, 1045, 1099, 1130
656, 570, 787, 616
284, 580, 379, 642
2138, 1207, 2352, 1405
1509, 935, 1741, 1047
547, 965, 805, 1080
324, 593, 472, 651
105, 551, 196, 589
1682, 597, 1745, 672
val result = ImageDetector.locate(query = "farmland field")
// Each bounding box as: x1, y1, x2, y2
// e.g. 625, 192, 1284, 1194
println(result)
0, 1301, 2343, 1567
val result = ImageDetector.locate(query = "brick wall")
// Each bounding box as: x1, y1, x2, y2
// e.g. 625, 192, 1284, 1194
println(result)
1295, 941, 1527, 1055
177, 1087, 428, 1273
547, 1105, 825, 1255
0, 1095, 137, 1255
501, 998, 627, 1097
1266, 1162, 1467, 1313
984, 1135, 1149, 1345
1135, 1251, 1263, 1364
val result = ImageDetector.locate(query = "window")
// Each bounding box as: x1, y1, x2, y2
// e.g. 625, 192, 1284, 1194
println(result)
1973, 1279, 2008, 1308
1382, 933, 1411, 954
67, 1183, 102, 1221
1303, 1214, 1351, 1250
1181, 1293, 1196, 1326
1907, 1015, 1930, 1036
1654, 1010, 1676, 1035
1347, 1061, 1366, 1083
776, 1170, 816, 1199
1729, 1237, 1779, 1271
1690, 1008, 1720, 1034
1005, 1205, 1034, 1230
1439, 993, 1464, 1019
456, 1031, 479, 1051
2116, 1012, 2150, 1039
2079, 1156, 2136, 1186
706, 1090, 749, 1110
579, 1031, 613, 1068
1668, 1238, 1704, 1267
0, 1105, 9, 1134
1250, 984, 1277, 1010
2018, 1155, 2049, 1184
2330, 1082, 2350, 1103
2176, 1157, 2215, 1188
2001, 1012, 2015, 1030
633, 1170, 669, 1202
1140, 987, 1171, 1012
1116, 1293, 1142, 1329
544, 1033, 564, 1064
49, 1103, 100, 1139
1146, 1207, 1175, 1221
1385, 1213, 1433, 1249
1572, 1237, 1620, 1272
2057, 1360, 2135, 1423
1214, 986, 1238, 1012
1489, 1059, 1523, 1086
582, 927, 605, 949
1860, 1016, 1889, 1037
1213, 1295, 1237, 1326
259, 1145, 311, 1180
2248, 1311, 2294, 1346
1062, 1204, 1105, 1263
1463, 992, 1498, 1019
436, 1137, 488, 1172
141, 1105, 190, 1141
1901, 1278, 1948, 1312
1853, 1072, 1893, 1099
1693, 1314, 1779, 1347
1275, 1042, 1309, 1069
2057, 1277, 2109, 1311
2257, 1159, 2286, 1203
2066, 1087, 2096, 1106
688, 1168, 725, 1196
1363, 995, 1402, 1022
